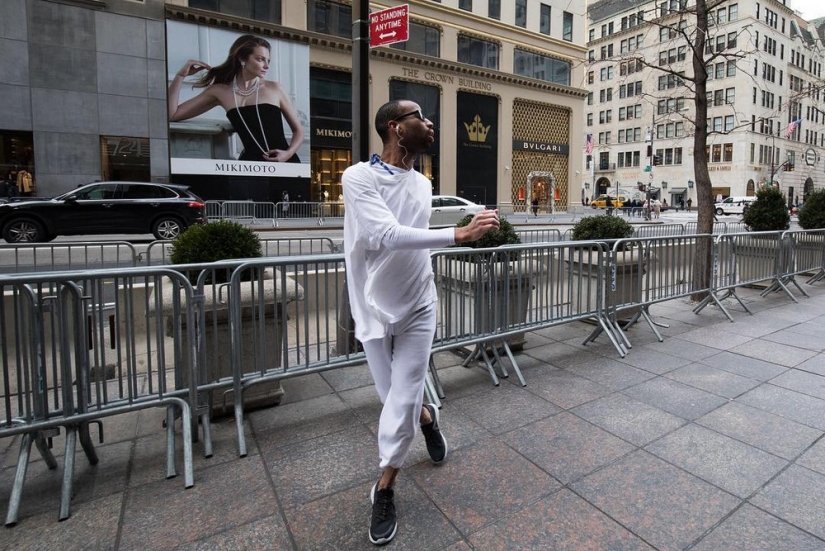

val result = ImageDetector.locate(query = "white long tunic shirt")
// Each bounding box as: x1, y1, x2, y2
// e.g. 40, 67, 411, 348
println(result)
342, 160, 455, 342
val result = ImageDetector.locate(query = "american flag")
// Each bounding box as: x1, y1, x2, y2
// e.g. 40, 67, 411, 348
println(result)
785, 118, 802, 139
585, 133, 594, 154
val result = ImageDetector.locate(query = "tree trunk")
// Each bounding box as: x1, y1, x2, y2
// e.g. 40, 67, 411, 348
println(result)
691, 0, 713, 301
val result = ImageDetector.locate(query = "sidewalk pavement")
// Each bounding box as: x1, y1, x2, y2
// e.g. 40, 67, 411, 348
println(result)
3, 283, 825, 550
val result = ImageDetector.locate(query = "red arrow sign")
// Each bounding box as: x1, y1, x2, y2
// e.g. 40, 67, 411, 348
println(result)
370, 4, 409, 48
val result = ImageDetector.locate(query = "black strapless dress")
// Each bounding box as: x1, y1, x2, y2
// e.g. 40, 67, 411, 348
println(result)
226, 104, 301, 163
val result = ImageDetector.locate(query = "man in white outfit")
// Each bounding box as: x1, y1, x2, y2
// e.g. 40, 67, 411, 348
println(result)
343, 100, 499, 545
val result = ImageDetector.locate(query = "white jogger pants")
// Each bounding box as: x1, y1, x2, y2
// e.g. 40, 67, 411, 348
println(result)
361, 304, 436, 469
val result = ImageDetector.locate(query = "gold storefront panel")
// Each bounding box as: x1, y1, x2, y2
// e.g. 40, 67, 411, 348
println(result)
511, 100, 570, 207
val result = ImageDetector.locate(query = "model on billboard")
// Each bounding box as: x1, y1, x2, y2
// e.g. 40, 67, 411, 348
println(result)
168, 35, 303, 163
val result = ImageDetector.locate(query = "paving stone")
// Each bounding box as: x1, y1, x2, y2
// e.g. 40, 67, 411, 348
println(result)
278, 372, 334, 405
795, 437, 825, 476
615, 346, 693, 375
468, 489, 654, 550
728, 339, 817, 368
565, 358, 656, 391
503, 412, 635, 484
676, 325, 755, 350
120, 457, 277, 550
172, 515, 292, 550
425, 363, 500, 399
645, 424, 788, 498
696, 402, 823, 460
248, 393, 355, 443
320, 362, 374, 391
647, 337, 728, 360
770, 369, 825, 400
0, 493, 121, 549
715, 317, 801, 338
622, 377, 728, 420
523, 341, 600, 368
700, 351, 788, 381
795, 354, 825, 376
449, 382, 561, 435
665, 362, 761, 399
692, 503, 825, 551
751, 464, 825, 540
260, 424, 378, 508
409, 439, 561, 535
286, 478, 461, 550
523, 368, 614, 409
571, 450, 740, 551
762, 328, 825, 352
738, 384, 825, 431
572, 393, 686, 446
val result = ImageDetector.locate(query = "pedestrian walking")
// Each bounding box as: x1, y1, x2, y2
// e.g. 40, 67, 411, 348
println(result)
342, 99, 499, 545
531, 196, 539, 217
687, 197, 692, 211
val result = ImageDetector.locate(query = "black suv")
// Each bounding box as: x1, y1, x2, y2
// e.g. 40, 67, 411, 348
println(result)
0, 182, 207, 243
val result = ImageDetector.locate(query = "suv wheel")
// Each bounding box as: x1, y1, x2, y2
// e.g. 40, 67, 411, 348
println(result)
715, 207, 724, 216
152, 217, 185, 240
3, 218, 46, 243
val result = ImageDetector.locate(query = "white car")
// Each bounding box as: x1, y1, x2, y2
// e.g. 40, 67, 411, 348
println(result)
430, 195, 486, 226
714, 196, 756, 216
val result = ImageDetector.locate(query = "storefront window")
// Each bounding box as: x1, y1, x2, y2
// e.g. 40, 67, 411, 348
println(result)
189, 0, 282, 24
100, 136, 151, 182
0, 130, 36, 197
311, 148, 351, 204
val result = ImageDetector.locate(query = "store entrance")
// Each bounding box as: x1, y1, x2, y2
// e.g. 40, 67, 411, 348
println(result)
311, 148, 351, 204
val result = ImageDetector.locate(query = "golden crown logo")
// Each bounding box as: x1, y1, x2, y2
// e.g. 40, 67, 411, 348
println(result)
464, 115, 490, 143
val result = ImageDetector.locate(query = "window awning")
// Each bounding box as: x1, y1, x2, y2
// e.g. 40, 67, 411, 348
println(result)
669, 188, 687, 194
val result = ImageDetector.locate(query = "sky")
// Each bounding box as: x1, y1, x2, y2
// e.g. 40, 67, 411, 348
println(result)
792, 0, 825, 21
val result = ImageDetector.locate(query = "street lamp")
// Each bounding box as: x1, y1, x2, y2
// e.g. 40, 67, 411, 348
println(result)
688, 179, 694, 188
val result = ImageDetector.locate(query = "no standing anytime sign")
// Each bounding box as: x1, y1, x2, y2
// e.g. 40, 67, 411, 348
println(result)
369, 4, 409, 48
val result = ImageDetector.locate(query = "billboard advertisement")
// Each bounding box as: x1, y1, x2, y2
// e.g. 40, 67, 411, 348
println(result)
166, 21, 310, 178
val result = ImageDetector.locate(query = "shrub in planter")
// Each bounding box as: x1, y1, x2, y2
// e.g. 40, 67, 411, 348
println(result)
798, 189, 825, 230
571, 214, 634, 242
742, 186, 790, 232
455, 214, 521, 260
170, 220, 262, 284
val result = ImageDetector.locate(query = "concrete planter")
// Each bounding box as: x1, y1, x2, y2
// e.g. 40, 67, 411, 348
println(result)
437, 257, 536, 350
567, 249, 645, 321
153, 269, 303, 416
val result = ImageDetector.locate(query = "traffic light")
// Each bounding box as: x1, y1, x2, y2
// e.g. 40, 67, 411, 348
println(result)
652, 155, 662, 166
646, 144, 652, 158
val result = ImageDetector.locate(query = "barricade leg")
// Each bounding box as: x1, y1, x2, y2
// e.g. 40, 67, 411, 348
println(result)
5, 433, 34, 526
493, 341, 526, 387
78, 421, 100, 465
166, 406, 177, 479
693, 289, 749, 321
59, 426, 77, 520
428, 356, 445, 400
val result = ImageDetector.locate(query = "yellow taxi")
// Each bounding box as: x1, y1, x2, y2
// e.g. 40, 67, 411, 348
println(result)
590, 195, 626, 209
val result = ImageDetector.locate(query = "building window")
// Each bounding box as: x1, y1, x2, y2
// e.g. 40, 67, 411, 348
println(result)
540, 4, 551, 35
1, 130, 35, 197
515, 0, 527, 27
488, 0, 500, 19
723, 143, 733, 162
391, 21, 440, 57
307, 0, 351, 38
190, 0, 282, 24
458, 35, 499, 70
513, 49, 571, 85
459, 0, 472, 11
562, 11, 573, 41
100, 136, 150, 182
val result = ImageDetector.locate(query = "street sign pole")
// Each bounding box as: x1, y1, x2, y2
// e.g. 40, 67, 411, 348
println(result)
352, 0, 370, 163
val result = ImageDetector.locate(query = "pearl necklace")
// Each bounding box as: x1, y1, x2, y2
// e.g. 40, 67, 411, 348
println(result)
232, 77, 259, 97
232, 82, 270, 158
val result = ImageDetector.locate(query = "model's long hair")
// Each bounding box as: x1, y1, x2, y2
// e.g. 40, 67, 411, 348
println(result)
194, 34, 271, 88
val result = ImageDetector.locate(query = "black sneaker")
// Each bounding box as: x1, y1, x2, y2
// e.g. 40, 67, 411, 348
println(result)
421, 403, 448, 464
369, 483, 397, 545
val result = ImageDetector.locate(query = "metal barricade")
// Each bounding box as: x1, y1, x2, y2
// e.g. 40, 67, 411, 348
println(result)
143, 237, 340, 266
764, 229, 825, 293
632, 224, 685, 239
252, 202, 277, 226
0, 241, 139, 274
683, 221, 727, 235
220, 201, 256, 224
205, 201, 223, 222
274, 201, 334, 226
694, 231, 792, 321
224, 254, 361, 456
608, 234, 714, 342
515, 228, 563, 244
0, 267, 202, 524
